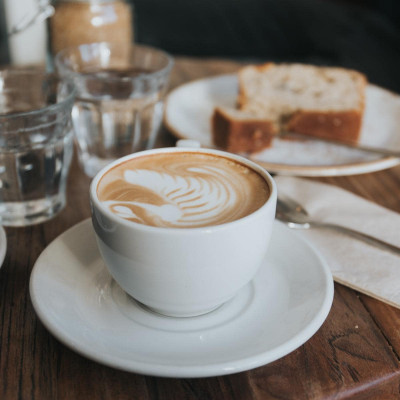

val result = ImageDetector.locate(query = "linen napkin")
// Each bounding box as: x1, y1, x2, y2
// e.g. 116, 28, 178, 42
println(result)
274, 176, 400, 309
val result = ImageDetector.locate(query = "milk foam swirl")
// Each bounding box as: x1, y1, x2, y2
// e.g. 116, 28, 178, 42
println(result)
97, 153, 269, 228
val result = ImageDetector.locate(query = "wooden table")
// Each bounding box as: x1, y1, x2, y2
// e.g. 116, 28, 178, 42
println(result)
1, 57, 400, 400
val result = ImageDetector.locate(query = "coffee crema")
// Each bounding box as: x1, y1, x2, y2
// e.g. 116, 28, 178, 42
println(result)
97, 152, 270, 228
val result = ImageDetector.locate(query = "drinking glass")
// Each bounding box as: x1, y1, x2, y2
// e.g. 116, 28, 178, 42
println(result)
55, 42, 174, 177
0, 69, 75, 226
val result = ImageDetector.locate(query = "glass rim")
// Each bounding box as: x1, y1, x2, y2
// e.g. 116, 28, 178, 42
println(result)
55, 42, 174, 83
0, 70, 76, 121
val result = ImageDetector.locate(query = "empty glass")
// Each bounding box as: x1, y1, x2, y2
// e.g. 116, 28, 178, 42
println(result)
0, 70, 75, 226
55, 42, 174, 177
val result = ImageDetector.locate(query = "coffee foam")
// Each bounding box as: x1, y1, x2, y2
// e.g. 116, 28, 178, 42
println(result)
97, 152, 270, 228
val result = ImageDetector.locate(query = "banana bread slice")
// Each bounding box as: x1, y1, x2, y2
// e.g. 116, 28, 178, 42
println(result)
211, 63, 367, 153
211, 106, 276, 153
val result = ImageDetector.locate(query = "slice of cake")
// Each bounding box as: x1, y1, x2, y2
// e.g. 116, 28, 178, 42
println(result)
212, 63, 367, 153
211, 107, 277, 153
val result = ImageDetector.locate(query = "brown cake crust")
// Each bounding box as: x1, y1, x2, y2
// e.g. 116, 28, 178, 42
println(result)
212, 107, 276, 153
286, 110, 364, 143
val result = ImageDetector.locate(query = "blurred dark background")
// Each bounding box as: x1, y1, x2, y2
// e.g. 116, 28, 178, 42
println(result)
132, 0, 400, 92
1, 0, 399, 92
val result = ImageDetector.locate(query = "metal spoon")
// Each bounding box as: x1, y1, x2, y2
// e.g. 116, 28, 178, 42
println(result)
278, 132, 400, 159
276, 194, 400, 256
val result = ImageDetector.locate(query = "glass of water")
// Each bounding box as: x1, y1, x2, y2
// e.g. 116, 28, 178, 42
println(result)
55, 42, 174, 177
0, 70, 75, 227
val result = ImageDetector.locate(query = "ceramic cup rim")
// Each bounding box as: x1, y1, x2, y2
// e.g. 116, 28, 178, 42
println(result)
90, 147, 277, 234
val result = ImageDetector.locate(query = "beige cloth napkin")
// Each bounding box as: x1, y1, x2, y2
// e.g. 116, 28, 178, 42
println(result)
274, 176, 400, 309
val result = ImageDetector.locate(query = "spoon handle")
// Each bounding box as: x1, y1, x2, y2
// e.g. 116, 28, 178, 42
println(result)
279, 132, 400, 158
312, 221, 400, 256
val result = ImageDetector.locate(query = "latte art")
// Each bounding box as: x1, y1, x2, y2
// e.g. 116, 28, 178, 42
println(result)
97, 152, 270, 228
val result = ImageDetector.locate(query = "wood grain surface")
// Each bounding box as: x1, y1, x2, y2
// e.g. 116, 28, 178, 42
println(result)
1, 57, 400, 400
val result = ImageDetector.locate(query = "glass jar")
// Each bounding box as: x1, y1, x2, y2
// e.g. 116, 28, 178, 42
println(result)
50, 0, 133, 56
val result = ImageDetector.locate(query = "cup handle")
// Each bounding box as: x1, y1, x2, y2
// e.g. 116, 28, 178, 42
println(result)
175, 140, 201, 149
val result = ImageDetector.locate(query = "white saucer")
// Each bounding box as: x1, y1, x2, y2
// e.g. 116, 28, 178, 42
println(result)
30, 219, 333, 378
0, 226, 6, 268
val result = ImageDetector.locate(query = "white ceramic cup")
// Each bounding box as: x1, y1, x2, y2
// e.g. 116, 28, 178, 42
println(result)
90, 147, 277, 317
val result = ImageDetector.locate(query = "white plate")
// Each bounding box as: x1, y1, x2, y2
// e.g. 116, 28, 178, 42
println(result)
164, 74, 400, 176
30, 219, 333, 378
0, 226, 6, 268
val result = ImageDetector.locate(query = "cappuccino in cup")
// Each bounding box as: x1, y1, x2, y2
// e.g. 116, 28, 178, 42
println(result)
96, 152, 270, 228
90, 147, 277, 317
